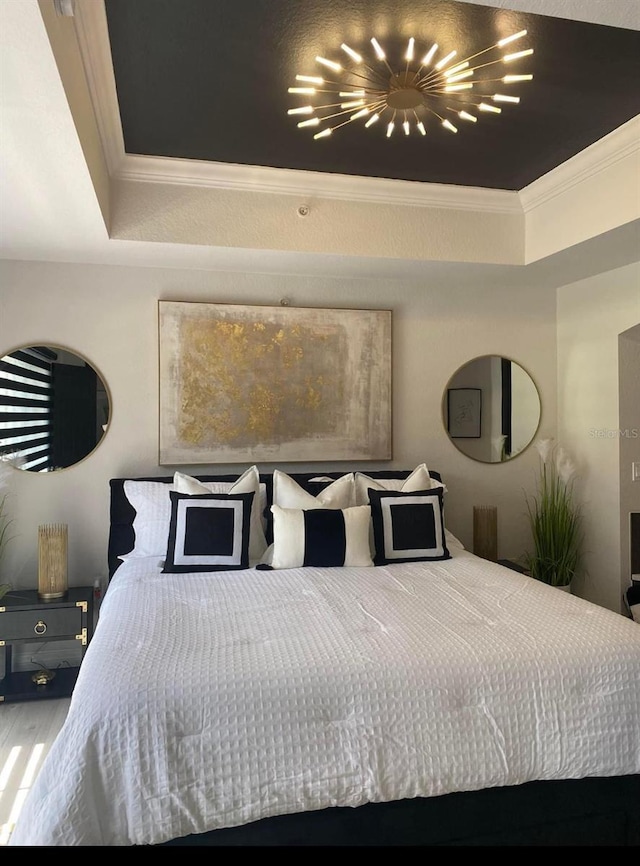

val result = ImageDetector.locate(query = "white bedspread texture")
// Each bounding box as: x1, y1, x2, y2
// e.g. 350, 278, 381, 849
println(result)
10, 551, 640, 846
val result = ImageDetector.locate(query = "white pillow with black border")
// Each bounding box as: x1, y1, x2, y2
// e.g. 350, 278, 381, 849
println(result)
269, 504, 373, 569
122, 466, 267, 562
355, 464, 464, 552
162, 491, 254, 573
174, 469, 267, 563
369, 487, 451, 565
625, 583, 640, 624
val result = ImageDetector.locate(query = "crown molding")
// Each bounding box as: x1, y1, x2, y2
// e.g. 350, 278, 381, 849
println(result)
72, 0, 124, 175
456, 0, 640, 31
519, 115, 640, 213
115, 153, 522, 213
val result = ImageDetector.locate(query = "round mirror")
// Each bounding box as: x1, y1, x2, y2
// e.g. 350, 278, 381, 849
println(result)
443, 356, 540, 463
0, 345, 110, 472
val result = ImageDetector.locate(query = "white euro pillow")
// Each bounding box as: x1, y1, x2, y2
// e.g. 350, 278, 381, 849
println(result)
354, 463, 446, 505
272, 470, 355, 510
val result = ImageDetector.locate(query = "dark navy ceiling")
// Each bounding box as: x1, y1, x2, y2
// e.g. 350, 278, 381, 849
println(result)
105, 0, 640, 190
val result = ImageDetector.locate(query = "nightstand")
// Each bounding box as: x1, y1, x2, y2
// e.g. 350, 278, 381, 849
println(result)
497, 559, 530, 575
0, 587, 94, 703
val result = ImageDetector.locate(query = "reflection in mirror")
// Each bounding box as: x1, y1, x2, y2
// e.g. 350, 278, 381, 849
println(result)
0, 346, 110, 472
444, 356, 540, 463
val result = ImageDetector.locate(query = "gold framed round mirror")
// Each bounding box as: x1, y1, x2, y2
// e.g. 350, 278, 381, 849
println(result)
0, 345, 110, 472
443, 356, 540, 463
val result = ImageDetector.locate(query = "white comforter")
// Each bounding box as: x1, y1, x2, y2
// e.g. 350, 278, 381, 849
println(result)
10, 550, 640, 846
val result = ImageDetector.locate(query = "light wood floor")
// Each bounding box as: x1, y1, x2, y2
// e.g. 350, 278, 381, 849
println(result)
0, 697, 71, 845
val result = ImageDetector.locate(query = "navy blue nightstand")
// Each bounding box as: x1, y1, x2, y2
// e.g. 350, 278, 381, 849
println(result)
0, 587, 94, 703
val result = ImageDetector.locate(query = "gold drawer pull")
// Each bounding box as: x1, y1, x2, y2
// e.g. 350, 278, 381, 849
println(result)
34, 620, 47, 635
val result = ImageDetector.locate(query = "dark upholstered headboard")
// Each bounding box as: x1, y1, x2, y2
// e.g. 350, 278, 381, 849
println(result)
108, 469, 443, 578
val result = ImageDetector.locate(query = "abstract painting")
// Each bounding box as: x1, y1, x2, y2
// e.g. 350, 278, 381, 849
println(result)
159, 301, 392, 463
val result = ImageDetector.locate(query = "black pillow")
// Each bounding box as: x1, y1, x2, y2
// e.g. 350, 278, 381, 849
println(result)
368, 487, 451, 565
163, 491, 254, 573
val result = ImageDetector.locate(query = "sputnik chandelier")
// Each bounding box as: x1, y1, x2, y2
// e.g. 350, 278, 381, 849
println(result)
288, 30, 533, 139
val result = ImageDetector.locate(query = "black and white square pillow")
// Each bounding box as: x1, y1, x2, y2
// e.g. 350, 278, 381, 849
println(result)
369, 487, 451, 565
625, 583, 640, 624
162, 491, 254, 573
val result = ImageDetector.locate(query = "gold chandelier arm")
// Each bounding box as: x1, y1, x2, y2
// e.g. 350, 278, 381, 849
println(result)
315, 99, 387, 123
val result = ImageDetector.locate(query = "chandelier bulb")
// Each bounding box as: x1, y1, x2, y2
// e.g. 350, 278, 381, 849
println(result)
371, 38, 386, 60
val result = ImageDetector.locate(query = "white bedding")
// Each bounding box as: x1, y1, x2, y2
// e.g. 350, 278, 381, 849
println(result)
10, 550, 640, 846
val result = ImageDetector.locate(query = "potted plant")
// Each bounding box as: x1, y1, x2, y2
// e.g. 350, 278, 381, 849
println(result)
524, 439, 582, 591
0, 451, 19, 598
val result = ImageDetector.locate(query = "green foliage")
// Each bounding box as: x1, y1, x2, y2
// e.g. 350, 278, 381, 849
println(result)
0, 491, 15, 566
0, 454, 19, 569
524, 441, 582, 587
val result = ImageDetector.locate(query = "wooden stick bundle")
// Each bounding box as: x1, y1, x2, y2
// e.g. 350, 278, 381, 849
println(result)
38, 523, 68, 598
473, 506, 497, 562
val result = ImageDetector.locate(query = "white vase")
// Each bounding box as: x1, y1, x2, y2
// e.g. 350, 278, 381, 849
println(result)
557, 583, 571, 593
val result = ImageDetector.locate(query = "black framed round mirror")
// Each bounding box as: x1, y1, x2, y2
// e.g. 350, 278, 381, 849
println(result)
0, 345, 110, 472
443, 356, 540, 463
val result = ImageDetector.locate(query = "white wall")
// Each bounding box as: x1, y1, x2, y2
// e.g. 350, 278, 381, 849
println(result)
619, 325, 640, 593
557, 261, 640, 612
0, 258, 557, 590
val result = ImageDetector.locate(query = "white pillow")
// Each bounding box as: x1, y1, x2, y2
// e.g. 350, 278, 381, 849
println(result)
173, 471, 214, 496
445, 530, 465, 550
354, 463, 445, 505
270, 504, 373, 569
272, 470, 355, 510
123, 467, 267, 563
122, 480, 177, 559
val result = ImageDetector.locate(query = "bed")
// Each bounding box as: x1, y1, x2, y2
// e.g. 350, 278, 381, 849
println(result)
9, 468, 640, 847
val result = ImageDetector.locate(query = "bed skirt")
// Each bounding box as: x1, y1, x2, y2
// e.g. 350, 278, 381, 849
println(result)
159, 775, 640, 846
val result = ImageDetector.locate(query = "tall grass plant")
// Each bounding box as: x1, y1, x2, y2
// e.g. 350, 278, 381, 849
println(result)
524, 439, 582, 587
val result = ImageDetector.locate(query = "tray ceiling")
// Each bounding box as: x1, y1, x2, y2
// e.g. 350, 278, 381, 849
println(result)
104, 0, 640, 190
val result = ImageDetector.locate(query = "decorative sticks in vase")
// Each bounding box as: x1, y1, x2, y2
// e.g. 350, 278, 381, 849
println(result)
473, 506, 498, 562
38, 524, 68, 599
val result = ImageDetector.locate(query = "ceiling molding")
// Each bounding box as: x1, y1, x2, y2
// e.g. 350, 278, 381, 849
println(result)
456, 0, 640, 31
117, 115, 639, 216
72, 0, 123, 175
519, 114, 640, 212
116, 154, 523, 214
